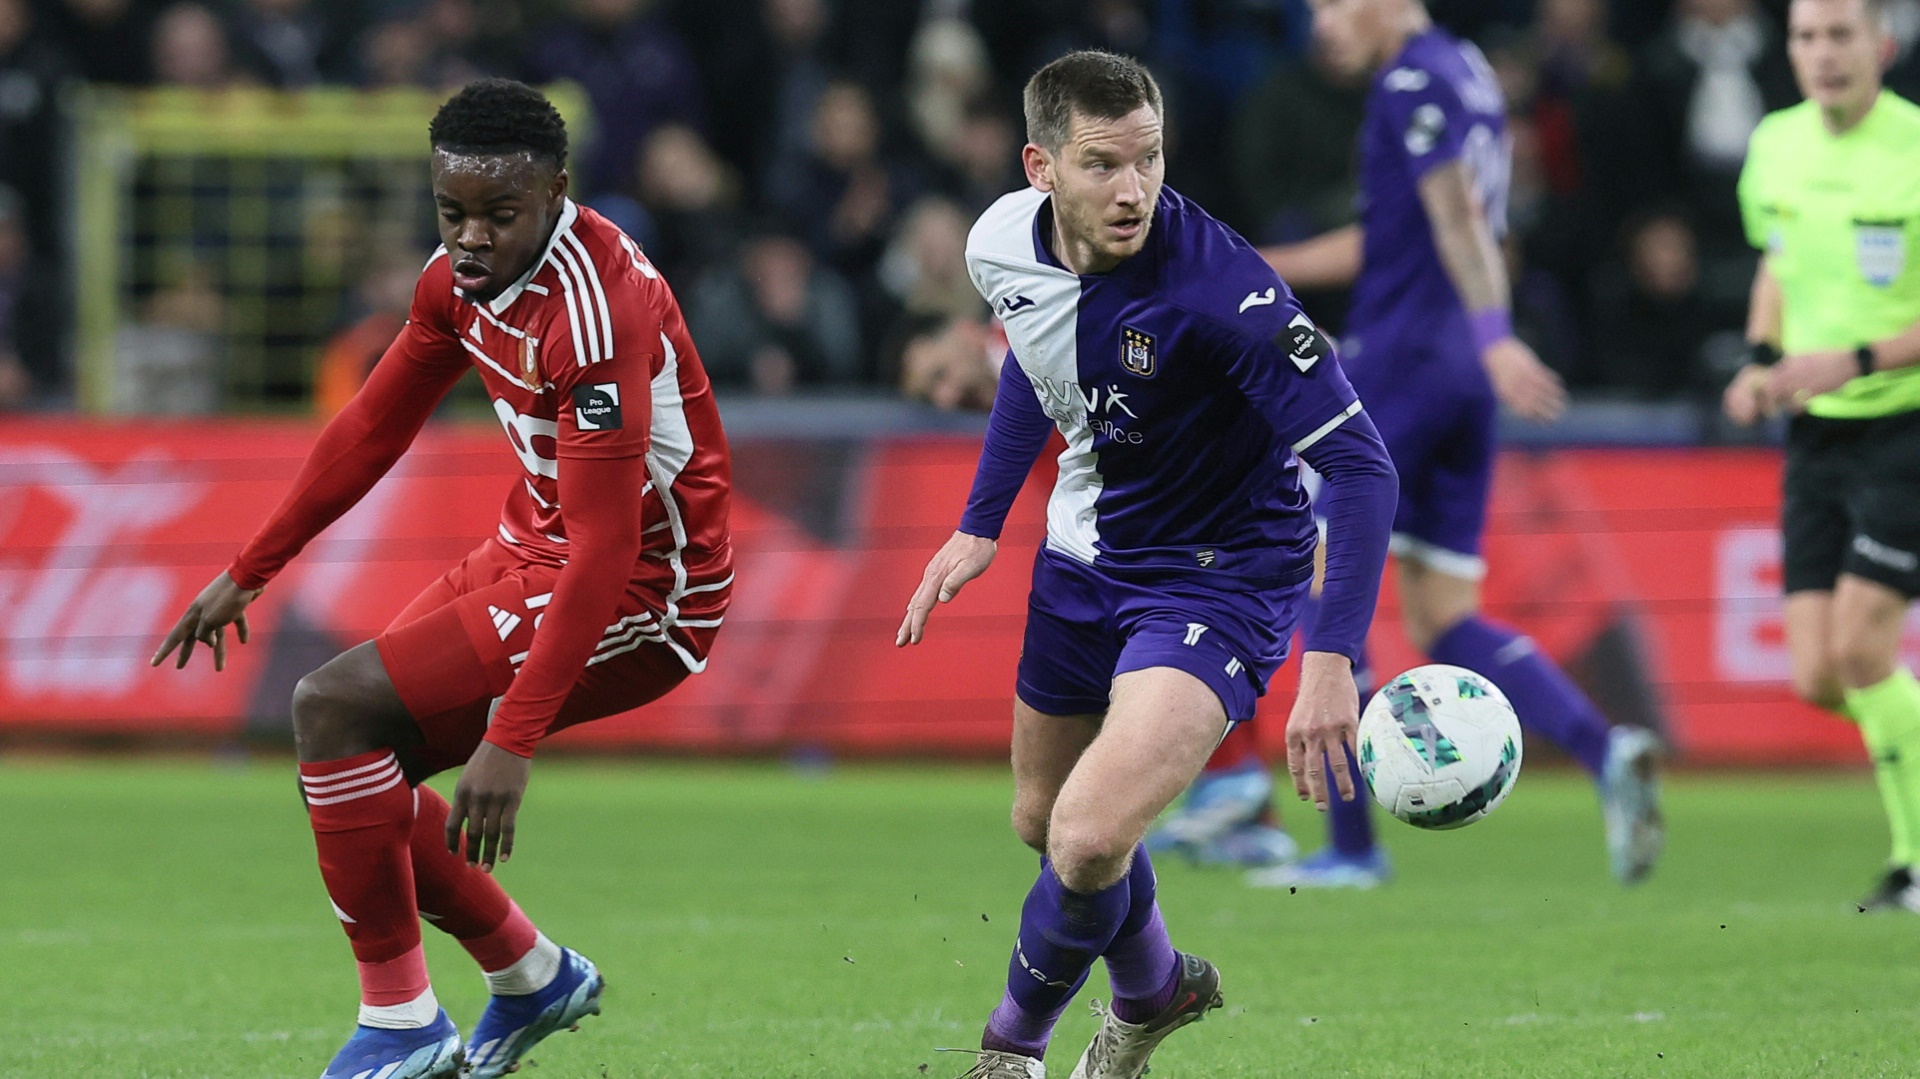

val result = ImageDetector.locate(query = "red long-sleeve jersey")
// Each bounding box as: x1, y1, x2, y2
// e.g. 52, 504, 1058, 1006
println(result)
232, 200, 733, 755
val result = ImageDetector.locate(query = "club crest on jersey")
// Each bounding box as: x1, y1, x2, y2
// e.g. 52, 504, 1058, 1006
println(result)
1405, 103, 1446, 156
520, 338, 540, 389
1120, 325, 1156, 378
1855, 219, 1906, 287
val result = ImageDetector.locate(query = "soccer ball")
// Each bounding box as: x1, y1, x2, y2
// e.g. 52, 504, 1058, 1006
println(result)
1357, 664, 1522, 830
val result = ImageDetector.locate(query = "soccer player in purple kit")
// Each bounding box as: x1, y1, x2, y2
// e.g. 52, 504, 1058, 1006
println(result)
896, 51, 1398, 1079
1248, 0, 1666, 889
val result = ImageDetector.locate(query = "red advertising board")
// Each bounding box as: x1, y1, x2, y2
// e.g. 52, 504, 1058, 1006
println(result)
0, 418, 1876, 764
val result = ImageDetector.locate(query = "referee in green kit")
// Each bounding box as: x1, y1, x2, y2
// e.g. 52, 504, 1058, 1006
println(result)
1723, 0, 1920, 911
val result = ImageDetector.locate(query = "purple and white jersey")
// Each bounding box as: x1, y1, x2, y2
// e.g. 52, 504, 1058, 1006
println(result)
960, 186, 1362, 588
1346, 28, 1510, 371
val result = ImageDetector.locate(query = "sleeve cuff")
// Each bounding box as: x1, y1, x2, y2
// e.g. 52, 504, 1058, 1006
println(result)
481, 730, 538, 759
1291, 400, 1363, 454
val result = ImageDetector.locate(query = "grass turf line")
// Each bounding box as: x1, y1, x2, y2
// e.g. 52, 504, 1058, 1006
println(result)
2, 760, 1918, 1078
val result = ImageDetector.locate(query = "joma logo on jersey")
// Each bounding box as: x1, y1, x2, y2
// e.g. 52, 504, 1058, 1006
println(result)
1120, 325, 1156, 378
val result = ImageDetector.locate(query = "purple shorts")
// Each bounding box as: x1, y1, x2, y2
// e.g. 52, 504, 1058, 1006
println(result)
1347, 346, 1496, 579
1015, 548, 1308, 723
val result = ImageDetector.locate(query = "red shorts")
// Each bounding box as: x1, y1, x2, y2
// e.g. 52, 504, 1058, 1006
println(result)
374, 539, 728, 776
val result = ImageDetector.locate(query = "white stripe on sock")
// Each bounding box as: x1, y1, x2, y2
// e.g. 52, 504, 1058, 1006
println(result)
302, 762, 402, 797
301, 754, 398, 787
304, 771, 406, 806
358, 986, 439, 1030
483, 933, 563, 997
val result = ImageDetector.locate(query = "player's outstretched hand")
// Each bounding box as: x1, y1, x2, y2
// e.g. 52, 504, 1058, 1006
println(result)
1722, 363, 1774, 427
1766, 350, 1855, 413
151, 571, 262, 672
1286, 651, 1360, 812
1482, 337, 1566, 422
896, 531, 996, 646
448, 741, 532, 873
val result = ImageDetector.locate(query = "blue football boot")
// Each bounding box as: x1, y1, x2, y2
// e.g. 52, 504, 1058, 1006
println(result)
1246, 846, 1392, 890
1191, 822, 1298, 868
464, 948, 605, 1078
318, 1009, 462, 1079
1146, 763, 1277, 863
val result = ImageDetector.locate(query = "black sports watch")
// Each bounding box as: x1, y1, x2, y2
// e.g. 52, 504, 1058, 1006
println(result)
1856, 344, 1878, 378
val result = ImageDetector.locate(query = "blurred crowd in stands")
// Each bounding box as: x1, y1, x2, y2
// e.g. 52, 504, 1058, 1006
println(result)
4, 0, 1920, 413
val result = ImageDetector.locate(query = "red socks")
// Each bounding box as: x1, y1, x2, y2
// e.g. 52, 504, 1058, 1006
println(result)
302, 752, 544, 1013
410, 784, 540, 972
300, 750, 427, 1007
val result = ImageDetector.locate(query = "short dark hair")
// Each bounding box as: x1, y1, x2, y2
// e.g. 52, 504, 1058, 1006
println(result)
1023, 50, 1163, 151
429, 79, 568, 170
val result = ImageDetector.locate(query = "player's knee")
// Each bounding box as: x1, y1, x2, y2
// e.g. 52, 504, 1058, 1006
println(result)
1402, 607, 1460, 655
1400, 611, 1439, 654
1045, 820, 1132, 892
1788, 659, 1846, 712
1831, 633, 1898, 692
1010, 798, 1051, 853
291, 667, 375, 761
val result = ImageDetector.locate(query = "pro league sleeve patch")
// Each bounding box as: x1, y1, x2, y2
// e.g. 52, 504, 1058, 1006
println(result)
572, 382, 623, 430
1275, 312, 1330, 375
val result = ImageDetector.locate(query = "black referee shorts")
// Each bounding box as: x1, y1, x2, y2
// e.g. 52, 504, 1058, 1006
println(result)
1783, 408, 1920, 597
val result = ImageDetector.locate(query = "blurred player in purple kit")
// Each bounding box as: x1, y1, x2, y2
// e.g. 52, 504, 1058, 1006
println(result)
898, 51, 1398, 1078
1226, 0, 1665, 888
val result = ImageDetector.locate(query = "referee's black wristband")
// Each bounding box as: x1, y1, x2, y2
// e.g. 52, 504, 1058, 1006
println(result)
1856, 344, 1878, 378
1747, 342, 1782, 367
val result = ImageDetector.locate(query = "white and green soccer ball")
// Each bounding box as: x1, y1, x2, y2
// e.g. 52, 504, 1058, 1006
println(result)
1357, 664, 1522, 830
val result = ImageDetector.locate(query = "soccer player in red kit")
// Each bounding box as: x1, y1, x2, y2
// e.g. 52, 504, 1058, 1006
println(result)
151, 80, 732, 1079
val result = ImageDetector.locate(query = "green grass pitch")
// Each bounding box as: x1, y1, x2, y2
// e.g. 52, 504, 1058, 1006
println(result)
4, 758, 1919, 1078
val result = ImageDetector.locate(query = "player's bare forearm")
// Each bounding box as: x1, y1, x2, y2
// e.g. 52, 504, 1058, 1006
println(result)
1258, 225, 1363, 291
1417, 162, 1565, 419
1766, 313, 1920, 411
1865, 315, 1920, 372
1418, 160, 1508, 314
1745, 258, 1782, 348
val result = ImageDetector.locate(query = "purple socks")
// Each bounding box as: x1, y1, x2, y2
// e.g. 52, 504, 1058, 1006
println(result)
984, 848, 1177, 1058
1429, 616, 1610, 776
1104, 848, 1178, 1023
1325, 641, 1378, 858
1325, 742, 1377, 856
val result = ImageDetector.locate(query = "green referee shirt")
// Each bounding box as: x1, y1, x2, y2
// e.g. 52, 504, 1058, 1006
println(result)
1738, 91, 1920, 418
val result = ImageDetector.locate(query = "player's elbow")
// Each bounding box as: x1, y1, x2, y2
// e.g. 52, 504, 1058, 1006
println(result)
579, 515, 648, 564
1322, 451, 1398, 501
